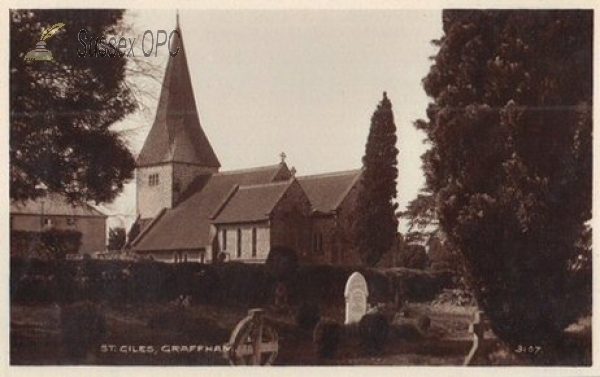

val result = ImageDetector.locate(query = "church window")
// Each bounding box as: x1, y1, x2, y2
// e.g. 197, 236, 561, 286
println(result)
312, 232, 323, 253
251, 228, 257, 257
149, 173, 160, 186
237, 228, 242, 258
319, 234, 324, 252
222, 229, 227, 250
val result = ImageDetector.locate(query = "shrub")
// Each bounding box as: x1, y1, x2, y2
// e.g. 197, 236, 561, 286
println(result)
391, 307, 431, 340
11, 229, 82, 259
295, 302, 320, 331
41, 229, 83, 259
313, 320, 341, 359
397, 243, 430, 269
391, 320, 423, 341
382, 267, 451, 302
213, 262, 271, 306
188, 266, 219, 304
265, 246, 299, 281
131, 260, 169, 303
358, 312, 389, 355
60, 301, 106, 359
360, 268, 393, 303
288, 265, 350, 305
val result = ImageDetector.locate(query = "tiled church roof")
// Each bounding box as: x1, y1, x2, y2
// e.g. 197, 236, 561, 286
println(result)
298, 169, 362, 214
131, 164, 291, 251
212, 180, 293, 224
136, 19, 220, 168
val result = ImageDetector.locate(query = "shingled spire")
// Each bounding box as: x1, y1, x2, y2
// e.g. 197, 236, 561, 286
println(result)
136, 17, 221, 220
137, 17, 220, 168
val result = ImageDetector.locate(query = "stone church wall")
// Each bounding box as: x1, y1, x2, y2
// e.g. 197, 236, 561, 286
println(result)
270, 181, 312, 261
216, 224, 270, 262
136, 164, 173, 220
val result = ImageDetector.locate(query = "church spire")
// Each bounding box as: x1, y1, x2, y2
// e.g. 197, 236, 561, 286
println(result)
137, 16, 220, 169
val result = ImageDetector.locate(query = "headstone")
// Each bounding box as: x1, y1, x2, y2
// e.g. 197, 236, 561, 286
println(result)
463, 310, 488, 365
226, 308, 279, 365
344, 272, 369, 325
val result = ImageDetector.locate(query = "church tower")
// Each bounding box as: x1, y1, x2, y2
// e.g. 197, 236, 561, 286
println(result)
136, 17, 220, 220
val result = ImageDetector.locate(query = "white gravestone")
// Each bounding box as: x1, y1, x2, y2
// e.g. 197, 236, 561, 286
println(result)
344, 272, 369, 325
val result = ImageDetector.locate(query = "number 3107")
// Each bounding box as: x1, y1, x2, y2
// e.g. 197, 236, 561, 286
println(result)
515, 345, 541, 354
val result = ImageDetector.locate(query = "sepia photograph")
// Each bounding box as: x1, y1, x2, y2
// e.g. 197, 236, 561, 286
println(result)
7, 3, 594, 372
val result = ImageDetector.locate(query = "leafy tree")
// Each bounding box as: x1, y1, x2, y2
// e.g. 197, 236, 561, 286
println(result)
10, 9, 137, 204
107, 227, 126, 251
425, 234, 458, 273
353, 92, 399, 266
400, 191, 463, 273
418, 10, 592, 345
399, 190, 438, 245
266, 246, 299, 281
396, 234, 429, 270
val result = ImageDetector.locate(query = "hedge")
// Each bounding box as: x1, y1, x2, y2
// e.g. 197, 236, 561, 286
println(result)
11, 229, 82, 259
10, 258, 451, 307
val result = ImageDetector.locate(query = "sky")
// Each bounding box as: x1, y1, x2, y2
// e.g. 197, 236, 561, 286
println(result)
103, 9, 443, 231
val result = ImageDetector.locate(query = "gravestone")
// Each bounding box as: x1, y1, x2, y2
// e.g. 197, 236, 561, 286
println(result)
463, 310, 488, 366
226, 308, 279, 365
344, 272, 369, 325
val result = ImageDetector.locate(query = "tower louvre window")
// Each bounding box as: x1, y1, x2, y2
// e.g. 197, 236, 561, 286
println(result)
148, 173, 159, 186
149, 173, 160, 186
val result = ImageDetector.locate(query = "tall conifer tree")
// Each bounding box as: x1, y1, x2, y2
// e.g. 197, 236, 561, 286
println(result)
353, 92, 399, 266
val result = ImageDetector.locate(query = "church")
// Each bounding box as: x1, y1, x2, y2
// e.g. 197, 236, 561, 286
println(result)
129, 21, 365, 266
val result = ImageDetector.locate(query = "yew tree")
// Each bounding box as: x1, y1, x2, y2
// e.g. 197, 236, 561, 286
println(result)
418, 10, 592, 345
